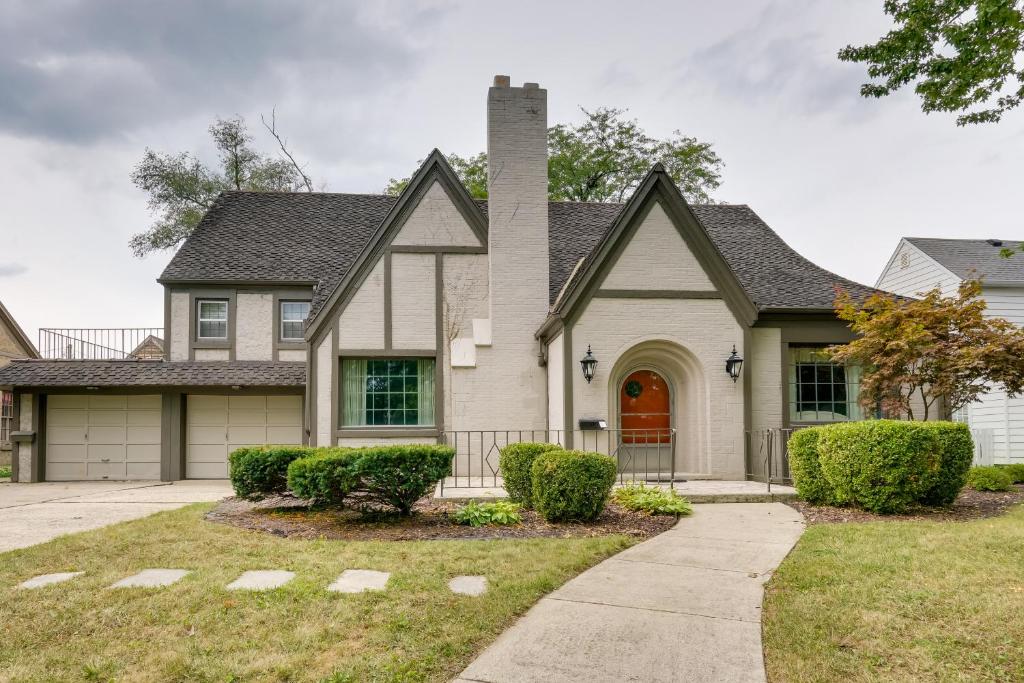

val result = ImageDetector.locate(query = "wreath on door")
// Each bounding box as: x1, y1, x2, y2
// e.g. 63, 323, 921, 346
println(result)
625, 380, 644, 398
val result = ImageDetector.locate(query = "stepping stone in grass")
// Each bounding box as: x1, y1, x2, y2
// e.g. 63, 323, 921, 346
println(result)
18, 571, 84, 589
328, 569, 390, 593
449, 575, 487, 596
109, 569, 190, 589
227, 570, 295, 591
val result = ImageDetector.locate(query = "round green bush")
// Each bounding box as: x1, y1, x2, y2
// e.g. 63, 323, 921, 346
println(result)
918, 422, 974, 506
531, 450, 617, 522
966, 465, 1014, 492
229, 445, 317, 500
817, 420, 941, 514
499, 442, 563, 508
354, 445, 454, 515
787, 427, 835, 505
287, 447, 361, 506
1001, 463, 1024, 484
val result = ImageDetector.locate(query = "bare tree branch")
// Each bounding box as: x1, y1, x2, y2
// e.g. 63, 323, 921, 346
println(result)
261, 108, 315, 192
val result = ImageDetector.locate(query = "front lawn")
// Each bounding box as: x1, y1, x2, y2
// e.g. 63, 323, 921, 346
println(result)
763, 504, 1024, 682
0, 503, 633, 682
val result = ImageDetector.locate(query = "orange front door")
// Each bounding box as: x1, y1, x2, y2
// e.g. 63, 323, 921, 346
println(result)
620, 370, 671, 444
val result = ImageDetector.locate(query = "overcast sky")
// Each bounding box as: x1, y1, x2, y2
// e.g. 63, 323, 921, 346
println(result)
2, 0, 1022, 345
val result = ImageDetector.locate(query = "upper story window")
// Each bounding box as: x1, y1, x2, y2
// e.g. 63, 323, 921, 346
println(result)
197, 299, 228, 340
280, 301, 311, 341
788, 345, 863, 423
342, 358, 435, 427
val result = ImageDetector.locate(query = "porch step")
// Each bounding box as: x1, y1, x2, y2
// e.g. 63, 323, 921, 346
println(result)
435, 477, 797, 503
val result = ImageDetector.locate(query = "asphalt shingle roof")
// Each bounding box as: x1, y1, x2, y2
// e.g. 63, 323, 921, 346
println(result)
906, 237, 1024, 283
160, 191, 879, 317
0, 360, 306, 389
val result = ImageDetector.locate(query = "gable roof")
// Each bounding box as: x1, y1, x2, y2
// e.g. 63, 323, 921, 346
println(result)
0, 299, 39, 359
905, 237, 1024, 284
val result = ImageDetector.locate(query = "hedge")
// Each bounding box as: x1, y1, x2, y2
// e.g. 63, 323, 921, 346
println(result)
499, 442, 563, 508
229, 445, 316, 500
354, 444, 454, 515
286, 448, 361, 506
967, 465, 1014, 492
531, 450, 617, 522
1001, 463, 1024, 484
788, 428, 834, 505
919, 422, 974, 506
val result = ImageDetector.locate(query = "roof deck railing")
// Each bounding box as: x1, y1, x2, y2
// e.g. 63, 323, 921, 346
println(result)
37, 328, 164, 361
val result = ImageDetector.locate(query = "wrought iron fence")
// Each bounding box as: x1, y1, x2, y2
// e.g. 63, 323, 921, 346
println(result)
746, 428, 794, 490
0, 390, 12, 445
37, 328, 164, 360
439, 428, 677, 492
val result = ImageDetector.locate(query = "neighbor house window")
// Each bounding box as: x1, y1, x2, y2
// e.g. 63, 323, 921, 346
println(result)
788, 346, 863, 423
197, 299, 228, 340
280, 301, 310, 341
342, 358, 435, 427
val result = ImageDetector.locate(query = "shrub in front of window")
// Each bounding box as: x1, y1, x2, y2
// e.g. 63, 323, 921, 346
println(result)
499, 442, 563, 508
817, 420, 941, 514
452, 500, 522, 527
531, 450, 617, 522
354, 445, 455, 515
966, 465, 1014, 492
612, 483, 693, 516
287, 448, 362, 506
787, 426, 837, 505
918, 422, 975, 506
229, 445, 317, 500
1001, 463, 1024, 484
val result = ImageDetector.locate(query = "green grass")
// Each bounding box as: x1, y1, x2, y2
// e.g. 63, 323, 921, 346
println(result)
0, 503, 633, 682
764, 505, 1024, 682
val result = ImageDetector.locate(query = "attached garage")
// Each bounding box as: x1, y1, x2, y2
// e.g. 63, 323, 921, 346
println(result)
45, 394, 162, 481
186, 394, 303, 478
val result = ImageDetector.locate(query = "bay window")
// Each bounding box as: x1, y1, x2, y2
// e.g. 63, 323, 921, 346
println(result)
342, 358, 435, 427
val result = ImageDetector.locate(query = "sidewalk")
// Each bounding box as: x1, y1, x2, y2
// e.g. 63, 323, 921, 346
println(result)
455, 502, 805, 683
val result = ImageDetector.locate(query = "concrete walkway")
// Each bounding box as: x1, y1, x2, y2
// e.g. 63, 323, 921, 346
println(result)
455, 503, 805, 683
0, 480, 233, 552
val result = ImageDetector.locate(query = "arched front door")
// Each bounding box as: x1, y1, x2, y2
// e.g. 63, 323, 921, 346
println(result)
619, 369, 672, 444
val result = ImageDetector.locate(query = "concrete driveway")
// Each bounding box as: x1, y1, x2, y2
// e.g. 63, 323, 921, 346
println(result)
0, 480, 234, 553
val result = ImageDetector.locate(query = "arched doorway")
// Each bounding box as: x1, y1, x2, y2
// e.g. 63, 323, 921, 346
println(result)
619, 369, 672, 444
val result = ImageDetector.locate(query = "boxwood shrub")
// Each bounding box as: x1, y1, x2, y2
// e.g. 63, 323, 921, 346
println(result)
531, 450, 617, 522
354, 444, 455, 515
788, 427, 835, 505
229, 445, 316, 500
1001, 463, 1024, 484
817, 420, 941, 514
286, 448, 361, 506
967, 465, 1014, 492
919, 422, 975, 506
499, 442, 563, 508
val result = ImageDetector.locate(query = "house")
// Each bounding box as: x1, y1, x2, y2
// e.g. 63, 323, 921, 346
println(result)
0, 299, 39, 464
877, 237, 1024, 464
0, 76, 884, 484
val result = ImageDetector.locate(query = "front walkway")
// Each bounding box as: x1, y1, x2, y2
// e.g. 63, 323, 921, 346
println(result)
455, 502, 805, 683
0, 480, 233, 552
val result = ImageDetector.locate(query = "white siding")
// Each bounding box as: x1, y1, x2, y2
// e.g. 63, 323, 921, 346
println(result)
876, 240, 960, 297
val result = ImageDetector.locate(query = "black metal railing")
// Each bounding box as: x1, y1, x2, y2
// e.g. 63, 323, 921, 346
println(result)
439, 428, 677, 492
37, 328, 164, 360
746, 428, 794, 490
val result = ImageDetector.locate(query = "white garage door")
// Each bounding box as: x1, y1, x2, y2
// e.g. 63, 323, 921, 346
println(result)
46, 395, 162, 481
186, 395, 303, 479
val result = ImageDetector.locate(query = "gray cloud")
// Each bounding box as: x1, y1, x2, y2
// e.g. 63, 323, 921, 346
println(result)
0, 263, 28, 277
0, 0, 445, 143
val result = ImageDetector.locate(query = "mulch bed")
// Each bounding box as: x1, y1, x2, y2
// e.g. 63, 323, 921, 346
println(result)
787, 484, 1024, 525
205, 495, 679, 541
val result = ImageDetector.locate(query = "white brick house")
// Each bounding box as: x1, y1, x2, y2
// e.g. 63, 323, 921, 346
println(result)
0, 77, 884, 483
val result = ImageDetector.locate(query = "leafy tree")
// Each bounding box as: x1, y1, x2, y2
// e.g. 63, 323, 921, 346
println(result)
840, 1, 1024, 125
384, 107, 723, 203
829, 280, 1024, 420
130, 114, 315, 256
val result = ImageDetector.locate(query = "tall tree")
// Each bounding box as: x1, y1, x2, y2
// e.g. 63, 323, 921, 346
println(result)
130, 115, 315, 256
830, 280, 1024, 420
384, 107, 724, 203
840, 1, 1024, 125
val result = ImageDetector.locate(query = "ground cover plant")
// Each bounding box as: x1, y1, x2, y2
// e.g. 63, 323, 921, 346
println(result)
966, 465, 1014, 492
612, 483, 693, 516
452, 501, 522, 527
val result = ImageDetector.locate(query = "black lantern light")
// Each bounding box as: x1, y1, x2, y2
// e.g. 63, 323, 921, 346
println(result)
725, 345, 743, 383
580, 345, 598, 384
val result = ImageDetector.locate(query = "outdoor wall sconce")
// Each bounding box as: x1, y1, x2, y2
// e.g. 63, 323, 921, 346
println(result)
580, 345, 598, 384
725, 345, 743, 383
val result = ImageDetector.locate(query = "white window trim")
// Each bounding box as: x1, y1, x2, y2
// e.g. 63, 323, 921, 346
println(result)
197, 299, 229, 340
279, 301, 310, 342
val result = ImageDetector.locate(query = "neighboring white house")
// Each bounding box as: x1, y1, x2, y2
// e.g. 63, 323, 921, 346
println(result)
877, 237, 1024, 464
0, 76, 886, 483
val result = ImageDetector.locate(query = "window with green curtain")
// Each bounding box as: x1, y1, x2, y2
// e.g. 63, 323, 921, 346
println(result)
341, 358, 435, 427
788, 345, 863, 423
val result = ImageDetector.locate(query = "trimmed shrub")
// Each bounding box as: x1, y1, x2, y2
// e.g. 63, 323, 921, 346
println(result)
229, 445, 316, 500
287, 448, 361, 506
452, 500, 522, 527
1001, 463, 1024, 484
817, 420, 941, 514
919, 422, 975, 506
612, 483, 693, 516
354, 445, 454, 515
499, 442, 563, 508
967, 465, 1014, 492
787, 427, 835, 505
531, 450, 617, 522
